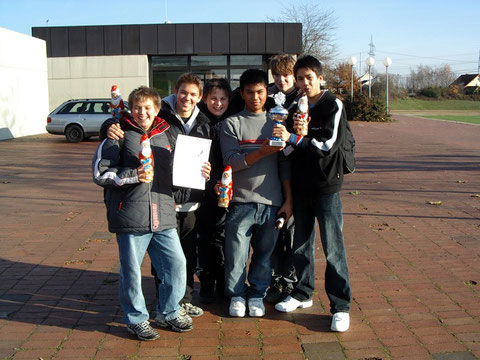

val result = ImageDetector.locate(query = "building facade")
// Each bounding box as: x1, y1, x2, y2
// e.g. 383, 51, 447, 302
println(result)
33, 23, 302, 111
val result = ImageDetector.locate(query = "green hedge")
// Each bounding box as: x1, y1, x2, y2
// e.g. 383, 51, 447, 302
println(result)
345, 94, 392, 122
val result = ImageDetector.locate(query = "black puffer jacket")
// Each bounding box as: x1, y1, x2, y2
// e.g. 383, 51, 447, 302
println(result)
93, 116, 177, 233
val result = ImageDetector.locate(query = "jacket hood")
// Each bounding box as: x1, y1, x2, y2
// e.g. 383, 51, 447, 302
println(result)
162, 94, 203, 125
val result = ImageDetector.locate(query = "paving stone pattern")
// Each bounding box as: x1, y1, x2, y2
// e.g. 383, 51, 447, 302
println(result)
0, 115, 479, 359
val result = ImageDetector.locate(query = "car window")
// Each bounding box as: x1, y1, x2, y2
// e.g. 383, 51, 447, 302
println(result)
89, 102, 109, 114
64, 102, 88, 114
101, 102, 111, 114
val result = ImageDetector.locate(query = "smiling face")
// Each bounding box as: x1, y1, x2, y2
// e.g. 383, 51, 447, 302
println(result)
295, 68, 323, 99
273, 73, 295, 94
131, 98, 159, 131
240, 83, 267, 113
205, 89, 229, 118
174, 82, 201, 118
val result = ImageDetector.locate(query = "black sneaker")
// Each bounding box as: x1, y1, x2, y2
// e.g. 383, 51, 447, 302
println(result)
265, 282, 283, 303
155, 312, 193, 332
181, 302, 204, 317
127, 320, 160, 341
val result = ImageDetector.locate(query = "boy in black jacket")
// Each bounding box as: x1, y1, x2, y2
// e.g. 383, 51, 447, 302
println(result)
196, 78, 233, 302
101, 74, 211, 322
271, 56, 352, 332
93, 86, 193, 340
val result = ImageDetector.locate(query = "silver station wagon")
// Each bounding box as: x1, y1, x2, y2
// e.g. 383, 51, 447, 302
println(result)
46, 99, 128, 142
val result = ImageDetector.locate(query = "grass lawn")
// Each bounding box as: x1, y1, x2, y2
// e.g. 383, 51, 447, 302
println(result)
419, 115, 480, 125
390, 98, 480, 110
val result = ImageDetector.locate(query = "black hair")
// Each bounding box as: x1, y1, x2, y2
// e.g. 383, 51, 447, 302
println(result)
203, 78, 233, 99
294, 55, 323, 78
239, 69, 268, 91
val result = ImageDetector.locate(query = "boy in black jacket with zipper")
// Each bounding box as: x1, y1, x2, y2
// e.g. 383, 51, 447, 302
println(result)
93, 86, 193, 340
271, 56, 352, 332
101, 74, 211, 321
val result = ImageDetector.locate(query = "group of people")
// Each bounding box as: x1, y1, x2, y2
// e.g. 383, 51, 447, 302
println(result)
92, 53, 352, 341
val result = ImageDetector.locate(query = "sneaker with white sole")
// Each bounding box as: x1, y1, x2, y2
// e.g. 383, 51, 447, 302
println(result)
331, 312, 350, 332
274, 295, 313, 313
155, 311, 193, 332
229, 296, 246, 317
248, 298, 265, 317
127, 320, 160, 341
181, 302, 204, 317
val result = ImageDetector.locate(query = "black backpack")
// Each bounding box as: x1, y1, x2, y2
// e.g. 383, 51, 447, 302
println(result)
341, 117, 356, 174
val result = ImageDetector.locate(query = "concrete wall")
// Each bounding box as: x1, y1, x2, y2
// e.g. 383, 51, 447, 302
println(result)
0, 27, 49, 140
48, 55, 149, 112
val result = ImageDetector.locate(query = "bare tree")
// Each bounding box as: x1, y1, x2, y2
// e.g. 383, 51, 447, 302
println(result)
268, 2, 338, 64
407, 64, 456, 90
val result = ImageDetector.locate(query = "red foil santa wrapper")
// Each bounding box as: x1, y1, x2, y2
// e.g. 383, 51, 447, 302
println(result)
139, 134, 154, 181
218, 166, 233, 208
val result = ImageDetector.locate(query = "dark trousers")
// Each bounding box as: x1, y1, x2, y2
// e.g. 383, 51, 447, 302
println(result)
291, 191, 351, 314
270, 216, 296, 285
197, 198, 226, 295
152, 210, 198, 304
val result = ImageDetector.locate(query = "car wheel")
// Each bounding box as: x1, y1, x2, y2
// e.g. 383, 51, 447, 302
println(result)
65, 124, 84, 143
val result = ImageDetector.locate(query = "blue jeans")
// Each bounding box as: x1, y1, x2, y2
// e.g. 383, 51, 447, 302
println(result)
291, 192, 351, 314
116, 228, 186, 325
224, 203, 279, 299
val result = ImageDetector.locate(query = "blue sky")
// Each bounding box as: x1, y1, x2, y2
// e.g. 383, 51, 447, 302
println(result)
1, 0, 478, 77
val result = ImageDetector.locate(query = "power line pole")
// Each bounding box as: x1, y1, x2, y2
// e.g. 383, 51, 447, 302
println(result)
368, 35, 376, 58
478, 48, 480, 74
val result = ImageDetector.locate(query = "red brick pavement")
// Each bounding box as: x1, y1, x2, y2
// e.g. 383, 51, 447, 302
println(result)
0, 115, 479, 359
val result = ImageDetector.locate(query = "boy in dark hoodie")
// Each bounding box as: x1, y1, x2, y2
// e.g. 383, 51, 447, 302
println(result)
271, 56, 352, 333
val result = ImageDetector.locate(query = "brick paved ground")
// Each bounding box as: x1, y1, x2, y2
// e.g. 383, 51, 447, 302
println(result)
0, 115, 479, 360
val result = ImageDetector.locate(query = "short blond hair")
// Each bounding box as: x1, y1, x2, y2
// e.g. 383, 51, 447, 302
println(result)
269, 54, 296, 76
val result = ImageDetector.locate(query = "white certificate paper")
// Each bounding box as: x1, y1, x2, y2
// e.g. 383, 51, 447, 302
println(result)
172, 134, 212, 190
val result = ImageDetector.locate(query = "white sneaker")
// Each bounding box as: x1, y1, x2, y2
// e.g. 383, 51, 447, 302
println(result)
229, 296, 246, 317
275, 295, 313, 313
331, 312, 350, 332
248, 298, 265, 317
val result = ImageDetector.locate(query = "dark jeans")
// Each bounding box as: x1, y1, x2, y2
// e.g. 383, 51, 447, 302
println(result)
291, 191, 351, 314
270, 216, 296, 284
152, 210, 198, 304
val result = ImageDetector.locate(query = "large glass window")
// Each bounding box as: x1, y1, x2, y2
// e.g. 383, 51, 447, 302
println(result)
152, 56, 188, 68
230, 55, 263, 66
191, 55, 227, 67
153, 71, 184, 98
151, 55, 266, 96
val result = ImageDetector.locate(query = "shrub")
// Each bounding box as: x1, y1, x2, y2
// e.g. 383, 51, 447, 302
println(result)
418, 86, 442, 98
345, 94, 392, 122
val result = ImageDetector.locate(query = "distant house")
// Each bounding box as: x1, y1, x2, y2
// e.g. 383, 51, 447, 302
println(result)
450, 74, 480, 92
359, 72, 375, 87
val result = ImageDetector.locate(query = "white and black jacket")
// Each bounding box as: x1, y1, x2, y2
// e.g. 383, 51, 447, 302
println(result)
285, 90, 347, 195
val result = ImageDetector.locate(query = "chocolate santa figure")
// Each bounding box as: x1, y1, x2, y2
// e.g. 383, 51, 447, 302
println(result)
139, 134, 154, 182
218, 166, 233, 208
296, 94, 309, 136
110, 85, 125, 120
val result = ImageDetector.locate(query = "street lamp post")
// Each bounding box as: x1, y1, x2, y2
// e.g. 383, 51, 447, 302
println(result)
347, 56, 357, 102
383, 57, 392, 114
365, 57, 375, 98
